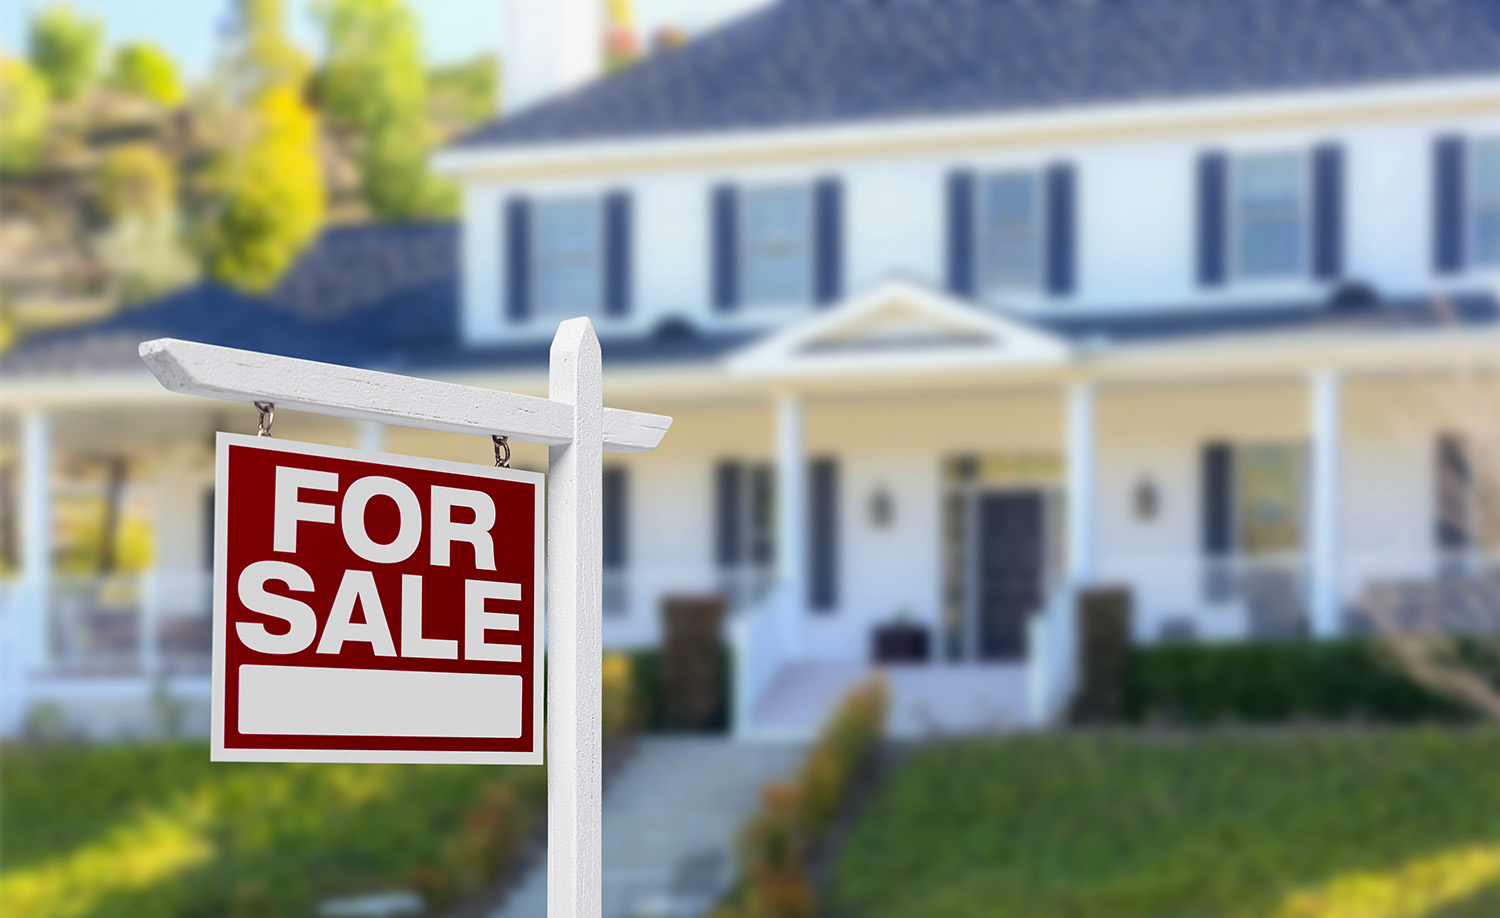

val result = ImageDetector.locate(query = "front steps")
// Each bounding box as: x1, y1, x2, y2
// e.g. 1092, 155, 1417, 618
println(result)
492, 737, 803, 918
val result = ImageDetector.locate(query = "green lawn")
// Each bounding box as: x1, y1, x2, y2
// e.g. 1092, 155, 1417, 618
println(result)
0, 741, 544, 918
830, 729, 1500, 918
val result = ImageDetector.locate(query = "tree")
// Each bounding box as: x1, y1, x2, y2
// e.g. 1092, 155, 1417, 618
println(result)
96, 145, 176, 221
203, 84, 325, 291
0, 56, 50, 175
109, 43, 184, 106
27, 3, 103, 102
313, 0, 456, 220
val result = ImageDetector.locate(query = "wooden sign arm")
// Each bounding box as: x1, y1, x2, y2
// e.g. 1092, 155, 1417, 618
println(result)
138, 338, 672, 454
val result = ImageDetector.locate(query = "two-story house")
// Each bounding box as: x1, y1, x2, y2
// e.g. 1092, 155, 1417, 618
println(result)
8, 0, 1500, 739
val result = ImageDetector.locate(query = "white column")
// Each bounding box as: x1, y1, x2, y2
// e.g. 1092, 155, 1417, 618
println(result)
357, 420, 384, 453
1066, 381, 1097, 587
775, 393, 806, 654
21, 410, 51, 674
546, 319, 603, 918
1309, 369, 1343, 638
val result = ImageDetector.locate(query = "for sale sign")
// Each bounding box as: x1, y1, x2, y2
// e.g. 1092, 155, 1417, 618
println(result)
211, 433, 544, 764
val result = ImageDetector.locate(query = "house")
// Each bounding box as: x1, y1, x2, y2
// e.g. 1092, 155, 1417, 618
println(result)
7, 0, 1500, 739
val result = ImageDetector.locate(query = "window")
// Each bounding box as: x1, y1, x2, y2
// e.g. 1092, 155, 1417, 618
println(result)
533, 197, 601, 317
978, 171, 1044, 293
1472, 139, 1500, 266
1235, 443, 1305, 558
1231, 152, 1307, 280
740, 185, 811, 305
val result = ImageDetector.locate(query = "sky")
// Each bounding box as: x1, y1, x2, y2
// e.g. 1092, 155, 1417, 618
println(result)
2, 0, 769, 79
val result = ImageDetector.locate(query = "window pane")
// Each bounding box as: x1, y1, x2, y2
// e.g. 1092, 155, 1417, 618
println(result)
741, 186, 809, 305
1474, 142, 1500, 265
1237, 444, 1303, 557
980, 172, 1040, 292
1234, 153, 1303, 279
533, 198, 600, 315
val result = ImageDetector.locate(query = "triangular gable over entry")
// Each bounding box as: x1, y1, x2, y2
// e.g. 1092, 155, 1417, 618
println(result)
726, 276, 1071, 379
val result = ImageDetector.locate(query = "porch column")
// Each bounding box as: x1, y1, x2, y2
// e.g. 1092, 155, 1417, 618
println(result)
1309, 369, 1343, 638
775, 393, 806, 654
1066, 381, 1097, 586
21, 409, 51, 673
357, 420, 385, 453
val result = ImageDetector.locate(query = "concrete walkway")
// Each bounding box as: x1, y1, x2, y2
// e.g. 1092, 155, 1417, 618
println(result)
492, 737, 803, 918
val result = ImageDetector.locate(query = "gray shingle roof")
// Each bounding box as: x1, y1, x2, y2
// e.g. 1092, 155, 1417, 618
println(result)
455, 0, 1500, 151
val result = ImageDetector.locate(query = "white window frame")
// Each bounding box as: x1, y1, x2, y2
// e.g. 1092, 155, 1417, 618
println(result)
531, 195, 603, 319
974, 169, 1047, 297
1228, 150, 1311, 283
1469, 137, 1500, 268
738, 183, 813, 308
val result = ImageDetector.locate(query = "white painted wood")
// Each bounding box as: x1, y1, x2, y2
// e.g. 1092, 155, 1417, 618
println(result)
22, 409, 51, 677
546, 318, 604, 918
1066, 381, 1097, 585
775, 393, 806, 655
137, 338, 671, 453
1309, 369, 1343, 638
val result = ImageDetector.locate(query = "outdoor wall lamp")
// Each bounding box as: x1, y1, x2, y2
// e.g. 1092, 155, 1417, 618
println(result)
1134, 477, 1159, 522
870, 485, 894, 529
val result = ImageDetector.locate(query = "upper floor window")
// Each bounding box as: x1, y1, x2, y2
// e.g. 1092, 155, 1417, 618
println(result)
533, 197, 602, 316
978, 170, 1044, 293
1471, 139, 1500, 267
740, 185, 811, 306
1231, 152, 1307, 280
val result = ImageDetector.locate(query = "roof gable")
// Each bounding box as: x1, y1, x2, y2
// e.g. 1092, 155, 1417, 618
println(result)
727, 276, 1070, 378
454, 0, 1500, 151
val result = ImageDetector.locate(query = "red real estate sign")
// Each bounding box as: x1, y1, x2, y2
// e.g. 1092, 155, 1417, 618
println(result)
211, 433, 544, 764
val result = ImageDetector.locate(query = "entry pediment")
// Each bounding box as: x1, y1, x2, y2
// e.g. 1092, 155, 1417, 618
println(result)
726, 276, 1070, 378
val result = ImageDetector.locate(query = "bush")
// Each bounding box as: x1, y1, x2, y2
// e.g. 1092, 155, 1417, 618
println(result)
1123, 639, 1478, 725
602, 652, 635, 738
619, 646, 732, 733
725, 676, 889, 917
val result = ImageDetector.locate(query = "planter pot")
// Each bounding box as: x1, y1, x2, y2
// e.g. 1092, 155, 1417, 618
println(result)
872, 623, 930, 664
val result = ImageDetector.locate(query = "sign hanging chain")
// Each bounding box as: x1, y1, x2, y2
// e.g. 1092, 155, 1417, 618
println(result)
493, 435, 511, 468
254, 401, 275, 437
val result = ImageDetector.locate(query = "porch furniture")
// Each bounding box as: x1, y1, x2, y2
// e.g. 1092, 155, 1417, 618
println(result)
1243, 568, 1309, 640
872, 622, 931, 664
1072, 586, 1132, 723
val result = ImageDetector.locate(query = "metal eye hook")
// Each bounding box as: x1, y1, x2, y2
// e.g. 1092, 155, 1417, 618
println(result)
493, 435, 511, 468
254, 401, 275, 437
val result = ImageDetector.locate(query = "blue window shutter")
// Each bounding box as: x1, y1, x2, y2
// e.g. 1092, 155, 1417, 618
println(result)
815, 177, 843, 306
715, 461, 742, 566
712, 185, 738, 312
1046, 162, 1076, 296
947, 169, 976, 297
808, 457, 839, 612
1436, 433, 1472, 550
605, 191, 632, 318
1313, 144, 1344, 280
1435, 136, 1466, 274
505, 197, 531, 321
1202, 442, 1233, 558
603, 466, 627, 569
1197, 152, 1227, 287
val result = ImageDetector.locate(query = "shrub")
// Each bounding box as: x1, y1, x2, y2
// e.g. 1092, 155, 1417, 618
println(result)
602, 652, 635, 738
1123, 639, 1476, 725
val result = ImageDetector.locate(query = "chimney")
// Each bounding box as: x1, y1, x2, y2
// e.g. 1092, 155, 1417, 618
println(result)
502, 0, 603, 115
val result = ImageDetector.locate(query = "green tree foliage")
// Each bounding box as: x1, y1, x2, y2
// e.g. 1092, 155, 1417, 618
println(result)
314, 0, 457, 220
204, 84, 325, 292
109, 43, 184, 106
233, 0, 310, 93
27, 3, 103, 102
0, 56, 50, 175
94, 144, 198, 301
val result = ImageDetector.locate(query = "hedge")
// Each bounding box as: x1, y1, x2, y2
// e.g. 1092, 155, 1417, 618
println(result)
1121, 639, 1493, 725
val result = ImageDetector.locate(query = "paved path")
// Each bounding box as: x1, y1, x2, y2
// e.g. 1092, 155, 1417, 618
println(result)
493, 737, 803, 918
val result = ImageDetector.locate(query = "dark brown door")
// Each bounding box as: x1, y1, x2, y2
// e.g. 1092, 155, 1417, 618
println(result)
976, 491, 1045, 661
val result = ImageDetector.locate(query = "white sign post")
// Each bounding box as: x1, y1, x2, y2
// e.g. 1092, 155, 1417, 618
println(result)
140, 317, 669, 918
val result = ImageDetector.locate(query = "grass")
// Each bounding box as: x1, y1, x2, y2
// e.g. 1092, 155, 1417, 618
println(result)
829, 729, 1500, 918
0, 740, 545, 918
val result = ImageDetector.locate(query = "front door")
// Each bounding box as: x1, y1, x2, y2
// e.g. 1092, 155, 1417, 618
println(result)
974, 491, 1045, 661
